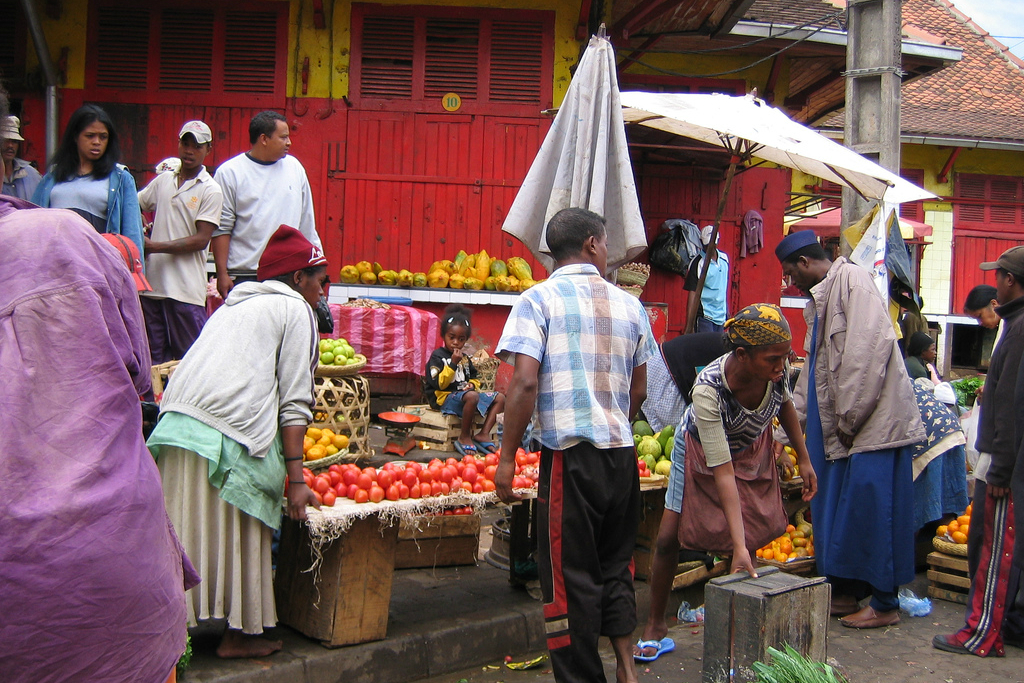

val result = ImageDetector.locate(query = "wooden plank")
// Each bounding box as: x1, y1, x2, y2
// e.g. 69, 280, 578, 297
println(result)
399, 514, 481, 540
927, 551, 969, 572
394, 534, 479, 568
928, 569, 971, 590
928, 585, 969, 605
671, 560, 728, 590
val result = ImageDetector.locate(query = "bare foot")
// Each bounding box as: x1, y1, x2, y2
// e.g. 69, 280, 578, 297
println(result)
611, 634, 640, 683
216, 629, 283, 658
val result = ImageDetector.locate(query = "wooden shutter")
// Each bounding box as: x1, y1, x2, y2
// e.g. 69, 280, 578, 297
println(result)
159, 9, 214, 91
955, 175, 987, 224
899, 169, 925, 222
989, 178, 1019, 225
223, 11, 278, 93
489, 21, 543, 103
821, 180, 842, 209
360, 16, 416, 99
425, 18, 479, 99
96, 6, 150, 89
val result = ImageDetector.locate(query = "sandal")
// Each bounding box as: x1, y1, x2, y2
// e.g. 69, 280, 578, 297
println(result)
453, 441, 478, 456
633, 637, 675, 662
473, 439, 498, 454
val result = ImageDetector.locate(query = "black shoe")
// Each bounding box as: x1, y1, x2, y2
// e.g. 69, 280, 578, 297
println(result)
932, 634, 972, 655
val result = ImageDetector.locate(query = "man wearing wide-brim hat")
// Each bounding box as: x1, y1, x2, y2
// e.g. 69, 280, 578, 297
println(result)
1, 116, 42, 201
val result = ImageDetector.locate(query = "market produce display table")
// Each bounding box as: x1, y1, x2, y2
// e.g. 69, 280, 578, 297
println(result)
275, 490, 534, 647
327, 304, 439, 375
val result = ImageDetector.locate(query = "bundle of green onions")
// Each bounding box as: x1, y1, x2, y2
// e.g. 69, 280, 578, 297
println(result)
752, 644, 847, 683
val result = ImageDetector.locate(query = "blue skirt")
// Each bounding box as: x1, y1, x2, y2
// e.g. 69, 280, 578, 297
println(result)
441, 389, 498, 418
913, 444, 969, 530
806, 325, 916, 592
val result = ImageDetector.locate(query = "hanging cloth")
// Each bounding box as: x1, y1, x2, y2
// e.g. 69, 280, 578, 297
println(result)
739, 210, 764, 257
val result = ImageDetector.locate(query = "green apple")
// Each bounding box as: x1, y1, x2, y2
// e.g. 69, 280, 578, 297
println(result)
320, 351, 335, 364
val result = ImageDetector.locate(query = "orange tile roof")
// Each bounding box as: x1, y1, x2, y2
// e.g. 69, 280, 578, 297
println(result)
813, 0, 1024, 142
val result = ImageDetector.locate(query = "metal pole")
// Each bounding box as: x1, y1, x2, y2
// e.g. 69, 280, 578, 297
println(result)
19, 0, 61, 160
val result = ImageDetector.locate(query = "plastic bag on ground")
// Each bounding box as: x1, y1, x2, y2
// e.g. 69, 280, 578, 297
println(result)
898, 588, 932, 617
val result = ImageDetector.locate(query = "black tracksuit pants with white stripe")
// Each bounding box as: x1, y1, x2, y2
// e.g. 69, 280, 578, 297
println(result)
537, 442, 640, 683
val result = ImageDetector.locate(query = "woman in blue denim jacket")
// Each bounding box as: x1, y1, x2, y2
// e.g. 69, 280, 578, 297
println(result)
32, 104, 144, 262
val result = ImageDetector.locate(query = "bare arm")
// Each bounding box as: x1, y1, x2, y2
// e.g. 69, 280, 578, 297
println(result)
145, 220, 216, 254
282, 424, 319, 520
778, 400, 817, 502
712, 461, 757, 577
211, 234, 233, 299
495, 354, 540, 503
629, 363, 647, 421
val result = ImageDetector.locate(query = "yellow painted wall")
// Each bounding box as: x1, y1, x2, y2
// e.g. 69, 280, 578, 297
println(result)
24, 2, 89, 90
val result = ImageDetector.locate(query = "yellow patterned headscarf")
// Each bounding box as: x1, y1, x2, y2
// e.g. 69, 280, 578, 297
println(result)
724, 304, 791, 347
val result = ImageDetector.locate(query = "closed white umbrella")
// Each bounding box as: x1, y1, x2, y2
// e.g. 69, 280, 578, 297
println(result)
502, 31, 646, 273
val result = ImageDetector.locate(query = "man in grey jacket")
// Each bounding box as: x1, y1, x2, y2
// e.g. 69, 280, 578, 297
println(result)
775, 230, 925, 630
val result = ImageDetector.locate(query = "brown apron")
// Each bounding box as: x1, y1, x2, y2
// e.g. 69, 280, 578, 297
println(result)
678, 428, 786, 555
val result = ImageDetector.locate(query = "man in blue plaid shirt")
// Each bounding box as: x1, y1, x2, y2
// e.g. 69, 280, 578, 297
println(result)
496, 208, 656, 683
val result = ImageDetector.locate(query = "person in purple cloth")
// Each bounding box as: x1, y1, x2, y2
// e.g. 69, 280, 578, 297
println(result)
0, 190, 195, 679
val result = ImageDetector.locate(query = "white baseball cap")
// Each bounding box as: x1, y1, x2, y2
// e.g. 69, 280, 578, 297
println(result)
178, 120, 213, 144
700, 225, 719, 246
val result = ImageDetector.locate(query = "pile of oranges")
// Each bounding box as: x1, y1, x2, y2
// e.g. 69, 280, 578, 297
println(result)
756, 522, 815, 563
936, 503, 972, 545
303, 426, 350, 462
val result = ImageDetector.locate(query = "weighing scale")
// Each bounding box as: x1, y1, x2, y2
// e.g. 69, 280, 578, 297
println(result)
378, 411, 420, 456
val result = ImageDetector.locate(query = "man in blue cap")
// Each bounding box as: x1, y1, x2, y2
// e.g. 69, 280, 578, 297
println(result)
774, 230, 924, 629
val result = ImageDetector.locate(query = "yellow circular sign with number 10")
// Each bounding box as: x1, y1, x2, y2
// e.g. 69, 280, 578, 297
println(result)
442, 93, 462, 112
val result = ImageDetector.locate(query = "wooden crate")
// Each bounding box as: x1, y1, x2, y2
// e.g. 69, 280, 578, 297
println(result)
313, 374, 372, 459
394, 513, 481, 569
395, 404, 496, 452
275, 516, 399, 647
633, 488, 665, 581
703, 567, 830, 683
927, 551, 970, 605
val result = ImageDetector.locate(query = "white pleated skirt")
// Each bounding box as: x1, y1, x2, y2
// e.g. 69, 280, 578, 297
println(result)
158, 446, 277, 635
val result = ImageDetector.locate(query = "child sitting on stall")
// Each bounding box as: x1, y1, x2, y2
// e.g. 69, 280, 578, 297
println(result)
425, 303, 505, 455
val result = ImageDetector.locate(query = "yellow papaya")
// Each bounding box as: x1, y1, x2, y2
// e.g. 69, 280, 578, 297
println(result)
412, 272, 428, 287
377, 269, 397, 286
463, 277, 484, 290
339, 265, 360, 284
360, 270, 377, 284
507, 276, 520, 292
373, 261, 383, 275
356, 260, 373, 275
490, 259, 508, 277
475, 250, 491, 281
519, 278, 537, 290
507, 257, 533, 281
396, 269, 413, 287
443, 260, 458, 275
427, 270, 449, 288
454, 250, 468, 268
484, 276, 498, 291
494, 275, 512, 292
449, 273, 466, 289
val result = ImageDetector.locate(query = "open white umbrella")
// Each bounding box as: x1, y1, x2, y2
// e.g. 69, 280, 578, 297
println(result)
617, 91, 935, 331
502, 31, 646, 273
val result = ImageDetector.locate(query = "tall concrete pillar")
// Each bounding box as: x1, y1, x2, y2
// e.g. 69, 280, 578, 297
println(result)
841, 0, 902, 245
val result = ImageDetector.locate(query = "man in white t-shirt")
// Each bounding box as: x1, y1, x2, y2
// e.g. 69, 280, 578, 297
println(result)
211, 110, 319, 299
138, 120, 223, 363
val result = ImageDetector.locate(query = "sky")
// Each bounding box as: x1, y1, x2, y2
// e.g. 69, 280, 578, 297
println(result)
946, 0, 1024, 59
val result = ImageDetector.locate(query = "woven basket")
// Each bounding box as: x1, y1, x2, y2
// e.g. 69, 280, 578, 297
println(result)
305, 448, 352, 471
616, 269, 649, 287
316, 354, 367, 377
616, 284, 643, 298
933, 536, 968, 557
474, 357, 501, 391
312, 374, 372, 460
758, 555, 817, 575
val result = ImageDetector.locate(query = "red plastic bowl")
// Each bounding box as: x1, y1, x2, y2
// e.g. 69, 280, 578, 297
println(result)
378, 411, 421, 426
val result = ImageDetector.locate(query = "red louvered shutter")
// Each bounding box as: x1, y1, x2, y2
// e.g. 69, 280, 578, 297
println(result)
821, 180, 842, 209
489, 21, 543, 103
988, 178, 1019, 225
359, 15, 416, 99
955, 175, 987, 225
425, 18, 480, 99
224, 11, 278, 94
96, 6, 150, 89
159, 9, 214, 91
899, 169, 925, 222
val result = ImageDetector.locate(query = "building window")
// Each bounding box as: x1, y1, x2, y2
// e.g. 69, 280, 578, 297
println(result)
954, 173, 1024, 232
87, 0, 288, 106
350, 4, 554, 114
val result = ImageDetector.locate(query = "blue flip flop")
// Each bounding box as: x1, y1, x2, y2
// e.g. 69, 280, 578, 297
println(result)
634, 637, 675, 662
473, 439, 498, 454
453, 441, 477, 456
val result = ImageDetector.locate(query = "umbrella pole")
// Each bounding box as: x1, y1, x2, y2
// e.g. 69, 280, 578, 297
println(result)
684, 156, 738, 334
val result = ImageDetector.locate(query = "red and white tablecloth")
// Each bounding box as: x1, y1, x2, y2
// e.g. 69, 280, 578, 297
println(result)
327, 304, 439, 375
